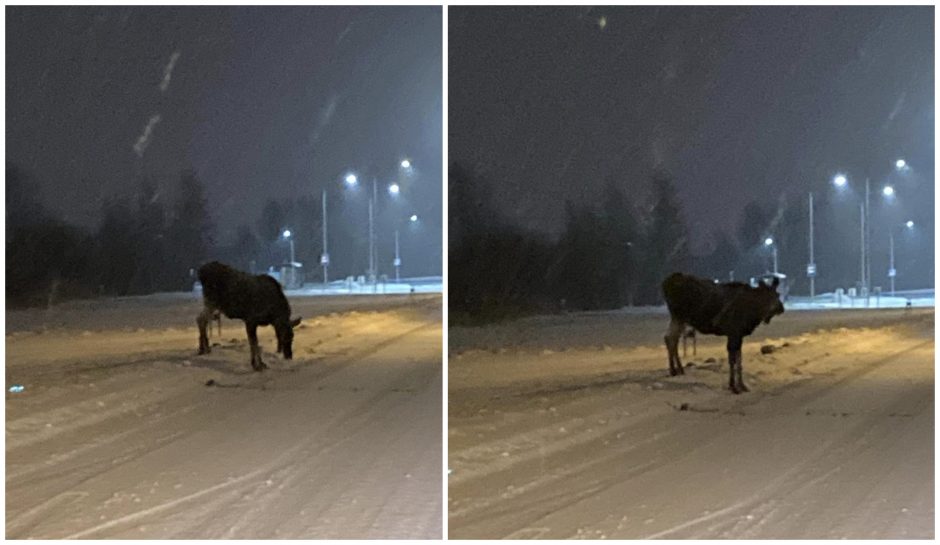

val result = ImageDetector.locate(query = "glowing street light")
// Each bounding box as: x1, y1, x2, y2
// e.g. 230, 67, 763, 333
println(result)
882, 185, 895, 197
763, 237, 777, 274
833, 174, 848, 188
410, 214, 418, 222
896, 159, 907, 170
388, 183, 400, 195
889, 220, 916, 295
344, 173, 358, 186
282, 229, 295, 264
400, 159, 411, 169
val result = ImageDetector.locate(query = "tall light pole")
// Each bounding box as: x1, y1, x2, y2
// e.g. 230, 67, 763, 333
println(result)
889, 220, 914, 295
889, 228, 895, 295
282, 229, 294, 264
764, 237, 777, 275
369, 183, 375, 284
859, 202, 865, 295
321, 189, 329, 285
807, 191, 815, 299
394, 229, 401, 282
344, 161, 410, 289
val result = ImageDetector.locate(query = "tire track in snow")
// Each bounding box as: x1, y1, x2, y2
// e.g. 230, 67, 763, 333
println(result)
42, 319, 439, 539
449, 324, 931, 539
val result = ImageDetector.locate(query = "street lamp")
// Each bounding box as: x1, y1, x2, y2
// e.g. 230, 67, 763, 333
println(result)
888, 220, 915, 295
830, 160, 904, 300
282, 229, 295, 264
764, 237, 777, 275
410, 214, 418, 222
342, 160, 412, 289
393, 229, 401, 282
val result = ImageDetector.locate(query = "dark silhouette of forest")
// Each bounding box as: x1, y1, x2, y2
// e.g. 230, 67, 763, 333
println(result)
6, 162, 365, 308
6, 163, 214, 308
449, 161, 913, 324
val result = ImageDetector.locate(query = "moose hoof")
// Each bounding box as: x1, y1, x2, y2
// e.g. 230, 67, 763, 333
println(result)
198, 347, 210, 355
252, 361, 268, 372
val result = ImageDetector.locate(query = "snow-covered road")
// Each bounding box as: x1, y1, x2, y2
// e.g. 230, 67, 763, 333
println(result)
7, 294, 442, 539
449, 308, 933, 539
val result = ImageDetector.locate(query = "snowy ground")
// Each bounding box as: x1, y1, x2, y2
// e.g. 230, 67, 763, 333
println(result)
289, 277, 442, 296
6, 293, 442, 539
449, 307, 934, 539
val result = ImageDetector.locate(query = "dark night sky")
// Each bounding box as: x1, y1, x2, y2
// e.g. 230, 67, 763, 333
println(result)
450, 6, 934, 253
7, 6, 442, 262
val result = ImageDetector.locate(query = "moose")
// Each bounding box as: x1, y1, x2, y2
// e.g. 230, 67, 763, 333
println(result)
196, 261, 302, 371
662, 272, 784, 394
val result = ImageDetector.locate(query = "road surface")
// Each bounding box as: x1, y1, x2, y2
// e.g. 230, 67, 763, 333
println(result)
7, 293, 442, 539
449, 308, 933, 539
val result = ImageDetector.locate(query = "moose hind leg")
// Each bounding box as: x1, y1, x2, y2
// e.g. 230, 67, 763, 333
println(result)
726, 337, 745, 394
735, 350, 749, 392
246, 322, 268, 371
197, 307, 213, 354
665, 319, 685, 376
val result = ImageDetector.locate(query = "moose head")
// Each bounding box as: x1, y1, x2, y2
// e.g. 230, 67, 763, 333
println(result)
276, 316, 303, 359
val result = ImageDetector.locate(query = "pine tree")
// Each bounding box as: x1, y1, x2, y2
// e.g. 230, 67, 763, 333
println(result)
640, 170, 689, 303
168, 170, 213, 289
96, 198, 138, 295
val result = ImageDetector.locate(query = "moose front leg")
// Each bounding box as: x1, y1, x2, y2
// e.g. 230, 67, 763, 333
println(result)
246, 322, 268, 371
726, 336, 747, 394
664, 319, 685, 376
197, 307, 214, 355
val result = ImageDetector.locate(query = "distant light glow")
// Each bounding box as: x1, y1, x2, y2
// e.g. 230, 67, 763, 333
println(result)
400, 159, 411, 169
764, 237, 773, 246
833, 174, 847, 187
282, 229, 291, 239
896, 159, 907, 170
883, 185, 894, 197
345, 173, 358, 186
906, 220, 914, 229
410, 214, 418, 222
388, 183, 400, 195
598, 16, 607, 30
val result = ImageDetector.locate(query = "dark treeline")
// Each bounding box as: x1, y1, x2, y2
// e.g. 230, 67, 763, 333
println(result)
7, 163, 213, 308
7, 161, 427, 309
450, 162, 689, 323
449, 162, 917, 324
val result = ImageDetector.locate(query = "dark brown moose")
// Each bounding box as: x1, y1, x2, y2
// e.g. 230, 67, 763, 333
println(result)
197, 261, 301, 371
662, 272, 784, 394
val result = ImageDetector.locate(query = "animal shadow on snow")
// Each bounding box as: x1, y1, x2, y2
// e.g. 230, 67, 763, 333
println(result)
182, 340, 302, 376
515, 368, 709, 399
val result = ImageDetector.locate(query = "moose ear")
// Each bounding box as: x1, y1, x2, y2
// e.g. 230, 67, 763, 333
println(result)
290, 317, 302, 328
771, 276, 780, 288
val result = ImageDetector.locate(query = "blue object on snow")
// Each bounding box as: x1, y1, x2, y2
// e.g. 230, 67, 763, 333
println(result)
9, 385, 24, 393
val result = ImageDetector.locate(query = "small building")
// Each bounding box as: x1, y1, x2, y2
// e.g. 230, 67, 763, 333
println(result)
279, 261, 304, 290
